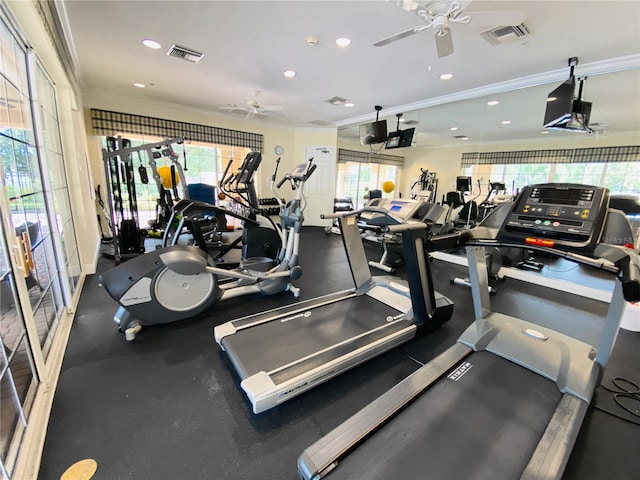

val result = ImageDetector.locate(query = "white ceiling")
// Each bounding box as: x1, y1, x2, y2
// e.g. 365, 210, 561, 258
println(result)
60, 0, 640, 147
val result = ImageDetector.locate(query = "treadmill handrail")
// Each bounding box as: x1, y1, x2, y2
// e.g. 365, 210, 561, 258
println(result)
465, 239, 639, 302
322, 207, 425, 231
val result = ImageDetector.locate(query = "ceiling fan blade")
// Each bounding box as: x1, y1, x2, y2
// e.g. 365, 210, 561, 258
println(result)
262, 105, 284, 111
220, 105, 248, 112
435, 29, 454, 58
374, 25, 428, 47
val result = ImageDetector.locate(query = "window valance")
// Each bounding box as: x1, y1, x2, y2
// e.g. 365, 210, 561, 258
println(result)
90, 109, 263, 151
338, 148, 404, 166
461, 145, 640, 167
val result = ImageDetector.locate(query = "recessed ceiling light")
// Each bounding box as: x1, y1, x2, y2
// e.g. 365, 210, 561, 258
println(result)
142, 39, 161, 49
541, 130, 550, 134
344, 102, 354, 107
487, 100, 499, 106
440, 73, 454, 80
284, 70, 296, 78
450, 126, 459, 131
336, 37, 351, 47
305, 35, 319, 46
134, 83, 145, 88
501, 120, 511, 125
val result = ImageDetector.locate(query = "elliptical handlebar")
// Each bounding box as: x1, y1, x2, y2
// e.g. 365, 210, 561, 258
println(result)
271, 157, 281, 183
219, 159, 235, 194
274, 157, 316, 190
305, 163, 317, 182
271, 157, 316, 209
276, 175, 289, 190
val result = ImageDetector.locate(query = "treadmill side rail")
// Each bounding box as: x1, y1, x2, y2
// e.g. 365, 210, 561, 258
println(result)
242, 323, 418, 414
297, 342, 472, 480
521, 394, 589, 480
241, 372, 277, 413
215, 289, 356, 337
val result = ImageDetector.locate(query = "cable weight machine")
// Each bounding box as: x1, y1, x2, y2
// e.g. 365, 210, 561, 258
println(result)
101, 136, 187, 264
410, 168, 438, 203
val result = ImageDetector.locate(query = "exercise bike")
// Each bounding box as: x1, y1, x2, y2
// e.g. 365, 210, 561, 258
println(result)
99, 154, 316, 341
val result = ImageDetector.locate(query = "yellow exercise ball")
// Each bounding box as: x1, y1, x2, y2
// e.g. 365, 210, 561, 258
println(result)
157, 166, 180, 188
382, 181, 395, 193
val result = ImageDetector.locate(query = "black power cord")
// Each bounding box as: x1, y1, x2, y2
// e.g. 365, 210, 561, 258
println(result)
593, 377, 640, 425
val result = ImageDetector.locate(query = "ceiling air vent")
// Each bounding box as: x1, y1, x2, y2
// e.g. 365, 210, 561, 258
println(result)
480, 23, 530, 46
167, 44, 205, 63
308, 120, 333, 126
323, 96, 348, 106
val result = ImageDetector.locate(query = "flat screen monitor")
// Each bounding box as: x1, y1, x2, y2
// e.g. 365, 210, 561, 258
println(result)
490, 182, 506, 192
543, 78, 575, 128
359, 120, 388, 145
385, 128, 415, 149
456, 176, 472, 192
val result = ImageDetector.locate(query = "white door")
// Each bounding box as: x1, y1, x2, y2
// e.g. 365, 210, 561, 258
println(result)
303, 146, 336, 227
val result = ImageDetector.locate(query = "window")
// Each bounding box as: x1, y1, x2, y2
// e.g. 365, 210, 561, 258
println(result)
1, 15, 81, 477
466, 161, 639, 194
336, 149, 404, 210
336, 161, 399, 209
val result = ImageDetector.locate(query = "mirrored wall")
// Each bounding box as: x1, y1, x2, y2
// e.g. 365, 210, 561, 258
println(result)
338, 67, 640, 197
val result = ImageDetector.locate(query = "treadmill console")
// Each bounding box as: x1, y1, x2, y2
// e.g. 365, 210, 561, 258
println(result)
498, 183, 609, 252
360, 198, 423, 225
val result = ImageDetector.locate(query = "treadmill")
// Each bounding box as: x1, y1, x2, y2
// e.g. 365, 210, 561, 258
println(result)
214, 198, 454, 413
298, 183, 640, 480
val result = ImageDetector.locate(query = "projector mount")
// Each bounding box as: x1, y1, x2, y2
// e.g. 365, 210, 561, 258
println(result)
374, 105, 382, 121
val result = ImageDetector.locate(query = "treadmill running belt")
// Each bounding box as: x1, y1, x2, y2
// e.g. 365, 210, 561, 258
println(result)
221, 295, 407, 380
327, 351, 562, 480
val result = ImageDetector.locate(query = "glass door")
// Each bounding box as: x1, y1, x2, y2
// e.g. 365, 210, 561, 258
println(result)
1, 13, 82, 478
0, 211, 38, 480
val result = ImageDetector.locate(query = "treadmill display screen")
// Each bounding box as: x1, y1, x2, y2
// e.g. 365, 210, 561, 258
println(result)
498, 183, 609, 252
529, 187, 595, 206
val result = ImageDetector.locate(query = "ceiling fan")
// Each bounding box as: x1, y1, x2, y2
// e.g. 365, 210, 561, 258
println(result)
220, 90, 284, 119
374, 0, 525, 58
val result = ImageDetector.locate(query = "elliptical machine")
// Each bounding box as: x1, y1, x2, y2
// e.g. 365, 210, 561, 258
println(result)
162, 152, 282, 264
99, 154, 316, 341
